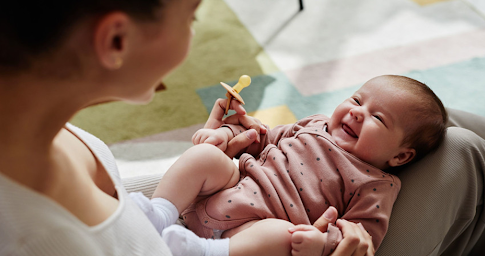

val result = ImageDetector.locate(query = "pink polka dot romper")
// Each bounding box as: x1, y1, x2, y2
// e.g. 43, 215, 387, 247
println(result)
182, 114, 401, 254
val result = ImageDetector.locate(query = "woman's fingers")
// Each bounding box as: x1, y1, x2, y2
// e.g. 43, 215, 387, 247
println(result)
331, 220, 373, 256
313, 206, 338, 232
358, 223, 375, 256
331, 221, 359, 256
205, 98, 267, 142
223, 114, 267, 140
205, 98, 246, 129
350, 222, 369, 256
225, 129, 258, 158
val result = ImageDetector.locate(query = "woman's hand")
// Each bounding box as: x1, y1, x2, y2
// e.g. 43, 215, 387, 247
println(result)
205, 98, 267, 133
295, 207, 374, 256
205, 98, 267, 157
205, 98, 247, 129
332, 220, 375, 256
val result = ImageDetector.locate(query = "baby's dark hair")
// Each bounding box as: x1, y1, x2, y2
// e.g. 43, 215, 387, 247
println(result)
386, 75, 448, 163
0, 0, 167, 73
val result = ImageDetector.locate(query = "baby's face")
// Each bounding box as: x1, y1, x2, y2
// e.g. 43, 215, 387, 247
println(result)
328, 76, 416, 169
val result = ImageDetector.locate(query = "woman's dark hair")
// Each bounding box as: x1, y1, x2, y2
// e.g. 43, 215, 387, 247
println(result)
0, 0, 164, 72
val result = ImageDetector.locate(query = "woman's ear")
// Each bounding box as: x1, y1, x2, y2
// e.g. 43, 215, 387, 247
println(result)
388, 148, 416, 167
93, 12, 131, 70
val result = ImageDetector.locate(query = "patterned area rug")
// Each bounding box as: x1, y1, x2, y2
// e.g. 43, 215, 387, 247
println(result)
69, 0, 485, 178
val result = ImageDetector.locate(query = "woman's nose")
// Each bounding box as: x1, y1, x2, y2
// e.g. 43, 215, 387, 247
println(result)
349, 108, 363, 122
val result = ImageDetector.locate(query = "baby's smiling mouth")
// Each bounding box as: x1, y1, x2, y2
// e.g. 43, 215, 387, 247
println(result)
342, 124, 358, 138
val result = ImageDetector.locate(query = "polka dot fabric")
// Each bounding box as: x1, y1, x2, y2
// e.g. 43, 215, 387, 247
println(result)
182, 114, 401, 253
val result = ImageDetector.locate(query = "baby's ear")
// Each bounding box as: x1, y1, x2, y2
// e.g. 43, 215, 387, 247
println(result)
388, 148, 416, 167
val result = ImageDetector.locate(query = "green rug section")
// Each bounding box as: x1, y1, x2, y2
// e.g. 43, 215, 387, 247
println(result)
70, 0, 279, 144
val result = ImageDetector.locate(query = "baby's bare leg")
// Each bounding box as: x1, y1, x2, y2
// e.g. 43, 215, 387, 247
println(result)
152, 143, 240, 213
228, 219, 295, 256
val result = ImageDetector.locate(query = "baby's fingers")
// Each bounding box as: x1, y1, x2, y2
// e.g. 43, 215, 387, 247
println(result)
289, 228, 326, 256
192, 132, 202, 145
203, 136, 219, 145
290, 231, 306, 255
195, 134, 210, 145
288, 224, 318, 234
205, 137, 227, 151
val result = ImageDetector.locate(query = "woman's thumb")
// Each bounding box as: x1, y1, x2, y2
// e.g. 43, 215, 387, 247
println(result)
225, 129, 258, 158
313, 206, 338, 232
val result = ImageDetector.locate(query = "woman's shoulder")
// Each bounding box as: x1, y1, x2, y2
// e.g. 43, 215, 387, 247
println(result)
65, 123, 121, 184
0, 174, 172, 255
65, 123, 112, 158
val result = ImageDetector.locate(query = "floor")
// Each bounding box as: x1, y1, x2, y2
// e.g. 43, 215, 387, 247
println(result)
70, 0, 485, 178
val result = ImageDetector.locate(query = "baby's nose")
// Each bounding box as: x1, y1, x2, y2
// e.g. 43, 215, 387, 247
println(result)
349, 109, 363, 122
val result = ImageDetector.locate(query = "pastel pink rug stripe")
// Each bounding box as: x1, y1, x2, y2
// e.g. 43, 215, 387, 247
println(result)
286, 28, 485, 96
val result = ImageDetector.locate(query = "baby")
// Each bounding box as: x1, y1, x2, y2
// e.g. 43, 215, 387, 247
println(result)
136, 74, 447, 255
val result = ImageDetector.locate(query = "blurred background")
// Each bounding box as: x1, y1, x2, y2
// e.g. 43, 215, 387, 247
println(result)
69, 0, 485, 178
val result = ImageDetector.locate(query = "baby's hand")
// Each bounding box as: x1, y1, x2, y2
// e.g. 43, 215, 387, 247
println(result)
288, 225, 328, 256
192, 128, 231, 151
